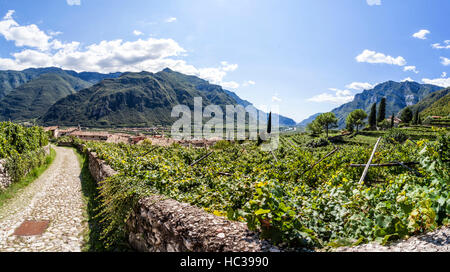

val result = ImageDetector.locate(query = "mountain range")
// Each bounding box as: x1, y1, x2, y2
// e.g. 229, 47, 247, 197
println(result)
299, 81, 445, 128
0, 67, 121, 100
0, 67, 296, 127
1, 66, 447, 129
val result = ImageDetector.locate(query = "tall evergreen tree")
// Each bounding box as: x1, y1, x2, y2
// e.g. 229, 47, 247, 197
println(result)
267, 111, 272, 134
390, 113, 395, 128
412, 110, 419, 125
400, 107, 413, 124
368, 103, 377, 129
377, 98, 386, 123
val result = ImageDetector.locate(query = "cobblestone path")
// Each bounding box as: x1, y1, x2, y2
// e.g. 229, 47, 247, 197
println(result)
0, 146, 87, 252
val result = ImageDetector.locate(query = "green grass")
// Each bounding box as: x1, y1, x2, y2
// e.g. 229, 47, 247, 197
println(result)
73, 147, 131, 252
0, 147, 56, 209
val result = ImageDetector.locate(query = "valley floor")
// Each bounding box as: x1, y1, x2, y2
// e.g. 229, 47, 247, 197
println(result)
0, 146, 87, 252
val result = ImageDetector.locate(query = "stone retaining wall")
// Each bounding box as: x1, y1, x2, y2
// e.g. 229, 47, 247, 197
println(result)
80, 144, 279, 252
86, 149, 118, 183
0, 159, 10, 190
0, 145, 51, 190
126, 197, 279, 252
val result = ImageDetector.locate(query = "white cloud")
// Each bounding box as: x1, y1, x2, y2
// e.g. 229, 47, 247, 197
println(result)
401, 77, 415, 82
403, 65, 419, 74
307, 88, 354, 104
4, 10, 14, 20
366, 0, 381, 6
422, 77, 450, 87
272, 96, 282, 103
0, 11, 239, 90
165, 17, 177, 23
442, 72, 447, 78
220, 81, 239, 89
48, 30, 63, 36
133, 30, 143, 36
0, 10, 52, 51
356, 49, 406, 66
441, 57, 450, 66
242, 80, 256, 87
412, 29, 430, 40
220, 61, 238, 72
432, 40, 450, 49
66, 0, 81, 6
346, 82, 374, 90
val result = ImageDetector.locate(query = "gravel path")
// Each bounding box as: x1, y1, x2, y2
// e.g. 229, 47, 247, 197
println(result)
0, 146, 87, 252
335, 226, 450, 252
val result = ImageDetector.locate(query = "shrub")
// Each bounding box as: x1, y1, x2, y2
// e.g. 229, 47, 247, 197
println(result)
378, 119, 391, 130
141, 138, 153, 146
383, 128, 408, 144
5, 148, 48, 183
213, 140, 232, 150
306, 137, 329, 148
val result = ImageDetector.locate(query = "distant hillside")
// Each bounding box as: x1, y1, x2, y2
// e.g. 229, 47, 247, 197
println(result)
0, 71, 35, 99
41, 69, 245, 127
0, 73, 91, 121
223, 90, 296, 126
420, 90, 450, 117
405, 87, 450, 114
297, 112, 322, 127
329, 81, 442, 127
0, 67, 121, 99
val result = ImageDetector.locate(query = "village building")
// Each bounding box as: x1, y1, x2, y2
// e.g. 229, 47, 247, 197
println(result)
44, 126, 59, 138
69, 131, 110, 141
58, 127, 80, 137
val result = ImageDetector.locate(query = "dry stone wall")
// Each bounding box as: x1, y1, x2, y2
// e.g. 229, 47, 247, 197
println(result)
126, 196, 279, 252
80, 144, 279, 252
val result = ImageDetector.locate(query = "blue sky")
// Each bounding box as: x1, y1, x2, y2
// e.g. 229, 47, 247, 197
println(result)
0, 0, 449, 122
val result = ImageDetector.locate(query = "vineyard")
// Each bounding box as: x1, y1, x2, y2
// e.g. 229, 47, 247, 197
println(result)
78, 127, 449, 249
0, 122, 50, 183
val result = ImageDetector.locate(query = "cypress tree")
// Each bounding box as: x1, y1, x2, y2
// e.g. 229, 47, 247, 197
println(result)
412, 110, 419, 125
400, 107, 413, 124
377, 98, 386, 123
368, 103, 377, 129
267, 112, 272, 134
390, 113, 395, 128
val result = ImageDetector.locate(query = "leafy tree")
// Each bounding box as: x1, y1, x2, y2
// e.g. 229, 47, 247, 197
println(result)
368, 103, 377, 129
346, 122, 354, 133
400, 107, 413, 124
377, 98, 386, 123
315, 112, 338, 137
378, 119, 391, 130
306, 120, 323, 135
346, 109, 367, 133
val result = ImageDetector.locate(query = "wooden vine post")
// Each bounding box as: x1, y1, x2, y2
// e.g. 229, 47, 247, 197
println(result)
190, 151, 213, 167
358, 137, 382, 185
271, 150, 278, 163
301, 146, 340, 176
